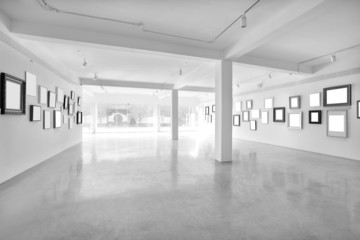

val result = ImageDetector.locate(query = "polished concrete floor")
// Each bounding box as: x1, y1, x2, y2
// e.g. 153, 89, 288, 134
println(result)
1, 133, 360, 240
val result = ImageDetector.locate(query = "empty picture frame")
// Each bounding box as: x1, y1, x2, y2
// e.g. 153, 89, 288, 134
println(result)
48, 91, 56, 108
323, 84, 351, 107
264, 98, 273, 109
288, 112, 303, 130
68, 100, 74, 115
30, 105, 41, 122
251, 109, 260, 119
63, 114, 68, 124
25, 72, 37, 97
76, 111, 83, 124
63, 96, 69, 109
56, 87, 64, 103
0, 73, 26, 115
243, 111, 250, 122
250, 120, 257, 131
212, 104, 215, 113
246, 100, 253, 109
208, 114, 213, 123
357, 101, 360, 119
309, 110, 322, 124
38, 86, 48, 105
309, 93, 321, 107
233, 115, 240, 126
273, 107, 286, 122
327, 110, 348, 138
43, 110, 51, 129
234, 101, 241, 112
54, 110, 62, 128
289, 96, 301, 109
69, 117, 74, 129
77, 97, 82, 106
70, 91, 75, 100
205, 106, 210, 115
261, 111, 269, 124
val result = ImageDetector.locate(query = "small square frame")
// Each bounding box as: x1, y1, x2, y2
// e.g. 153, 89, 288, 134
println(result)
233, 115, 240, 126
273, 107, 286, 122
242, 111, 250, 122
250, 120, 257, 131
288, 112, 303, 130
30, 105, 41, 122
246, 100, 253, 109
309, 110, 322, 124
327, 110, 348, 138
289, 96, 301, 109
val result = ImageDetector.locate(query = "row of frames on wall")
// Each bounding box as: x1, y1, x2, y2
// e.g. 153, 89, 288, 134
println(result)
0, 72, 83, 129
232, 84, 359, 138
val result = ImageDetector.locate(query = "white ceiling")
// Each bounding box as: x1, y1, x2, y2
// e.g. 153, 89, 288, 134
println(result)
0, 0, 295, 49
0, 0, 359, 92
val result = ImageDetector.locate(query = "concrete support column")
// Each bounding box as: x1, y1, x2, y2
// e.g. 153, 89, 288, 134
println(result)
153, 104, 160, 132
215, 60, 233, 162
171, 89, 179, 140
91, 103, 98, 134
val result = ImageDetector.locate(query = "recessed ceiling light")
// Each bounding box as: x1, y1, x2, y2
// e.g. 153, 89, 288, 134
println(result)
81, 58, 87, 68
330, 55, 336, 63
241, 15, 247, 28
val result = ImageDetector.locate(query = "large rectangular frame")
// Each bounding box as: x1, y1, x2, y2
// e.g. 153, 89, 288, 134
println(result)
323, 84, 351, 107
53, 110, 62, 128
0, 73, 26, 115
327, 110, 348, 138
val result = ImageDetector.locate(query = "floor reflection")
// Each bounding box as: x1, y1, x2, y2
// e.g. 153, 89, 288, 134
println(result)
0, 133, 360, 240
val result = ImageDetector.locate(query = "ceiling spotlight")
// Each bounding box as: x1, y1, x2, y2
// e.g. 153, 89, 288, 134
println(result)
241, 15, 247, 28
237, 83, 240, 88
93, 73, 98, 81
268, 73, 272, 79
179, 68, 183, 76
81, 58, 87, 68
330, 55, 336, 63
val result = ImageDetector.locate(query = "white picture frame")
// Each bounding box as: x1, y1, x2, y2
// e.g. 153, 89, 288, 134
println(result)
264, 98, 273, 109
246, 100, 253, 109
234, 101, 241, 112
56, 87, 64, 103
327, 110, 348, 138
309, 93, 321, 107
38, 86, 48, 105
250, 120, 257, 131
288, 112, 303, 130
25, 72, 37, 97
243, 111, 250, 122
251, 109, 260, 119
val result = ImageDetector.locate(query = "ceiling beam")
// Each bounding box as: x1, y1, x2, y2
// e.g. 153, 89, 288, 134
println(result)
81, 78, 173, 90
235, 55, 313, 75
224, 0, 326, 60
11, 21, 222, 60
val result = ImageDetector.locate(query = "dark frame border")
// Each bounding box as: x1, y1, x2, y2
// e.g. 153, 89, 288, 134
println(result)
205, 106, 209, 115
233, 115, 240, 126
309, 110, 322, 124
30, 105, 41, 122
250, 120, 257, 131
77, 111, 83, 124
48, 91, 56, 108
323, 84, 351, 107
53, 110, 62, 128
212, 104, 215, 113
63, 96, 69, 109
273, 107, 286, 122
357, 101, 360, 119
0, 73, 26, 115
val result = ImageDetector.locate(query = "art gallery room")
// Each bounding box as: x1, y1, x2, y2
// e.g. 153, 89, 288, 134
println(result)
0, 0, 360, 239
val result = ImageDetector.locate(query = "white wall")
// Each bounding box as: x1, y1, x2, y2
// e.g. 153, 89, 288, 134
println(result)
0, 40, 82, 184
233, 52, 360, 161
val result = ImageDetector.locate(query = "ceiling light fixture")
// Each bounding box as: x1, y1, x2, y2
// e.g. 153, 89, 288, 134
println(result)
81, 58, 87, 68
241, 15, 247, 28
268, 73, 272, 79
179, 68, 183, 76
237, 83, 240, 88
330, 55, 336, 63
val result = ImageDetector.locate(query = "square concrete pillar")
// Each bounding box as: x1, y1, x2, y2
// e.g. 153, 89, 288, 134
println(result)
171, 89, 179, 140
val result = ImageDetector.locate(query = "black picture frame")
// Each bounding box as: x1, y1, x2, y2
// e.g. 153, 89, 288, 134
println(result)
30, 105, 41, 122
323, 84, 351, 107
273, 107, 286, 122
233, 115, 240, 126
212, 104, 215, 113
77, 97, 81, 106
53, 110, 62, 128
0, 73, 26, 115
205, 106, 209, 115
63, 96, 69, 109
309, 110, 322, 124
48, 91, 56, 108
76, 111, 83, 124
357, 101, 360, 119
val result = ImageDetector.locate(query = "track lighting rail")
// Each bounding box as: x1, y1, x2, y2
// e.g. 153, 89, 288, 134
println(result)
37, 0, 261, 43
